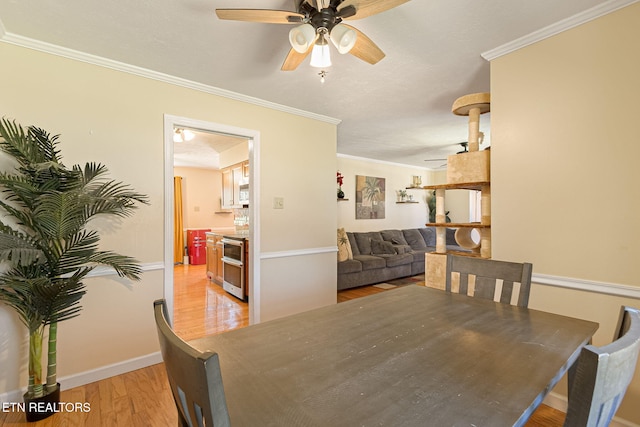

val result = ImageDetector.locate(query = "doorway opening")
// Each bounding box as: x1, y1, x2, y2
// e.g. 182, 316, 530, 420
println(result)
163, 114, 261, 326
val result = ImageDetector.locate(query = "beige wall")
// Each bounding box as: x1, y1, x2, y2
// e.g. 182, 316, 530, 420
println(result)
490, 3, 640, 423
219, 142, 249, 169
0, 41, 337, 396
174, 167, 234, 229
336, 157, 471, 232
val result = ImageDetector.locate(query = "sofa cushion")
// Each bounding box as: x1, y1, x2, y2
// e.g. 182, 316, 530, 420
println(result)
353, 232, 383, 255
393, 244, 413, 254
337, 259, 362, 274
354, 255, 386, 270
403, 229, 427, 250
371, 239, 396, 255
419, 227, 436, 247
380, 229, 408, 246
347, 232, 360, 256
381, 253, 414, 268
337, 228, 353, 262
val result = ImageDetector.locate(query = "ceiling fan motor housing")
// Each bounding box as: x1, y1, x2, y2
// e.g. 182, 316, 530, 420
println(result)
297, 0, 354, 32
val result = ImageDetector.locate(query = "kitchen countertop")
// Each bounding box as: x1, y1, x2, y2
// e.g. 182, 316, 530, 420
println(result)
206, 229, 249, 240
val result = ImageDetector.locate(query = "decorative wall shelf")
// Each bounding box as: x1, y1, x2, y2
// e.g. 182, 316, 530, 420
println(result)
397, 201, 419, 204
337, 198, 349, 201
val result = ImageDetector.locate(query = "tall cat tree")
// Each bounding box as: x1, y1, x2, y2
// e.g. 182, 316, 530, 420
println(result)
424, 92, 491, 289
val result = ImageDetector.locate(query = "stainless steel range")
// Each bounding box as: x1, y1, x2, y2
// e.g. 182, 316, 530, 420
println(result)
221, 237, 245, 300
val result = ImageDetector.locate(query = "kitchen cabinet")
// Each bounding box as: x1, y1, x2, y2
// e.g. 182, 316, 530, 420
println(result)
221, 161, 249, 209
206, 233, 223, 285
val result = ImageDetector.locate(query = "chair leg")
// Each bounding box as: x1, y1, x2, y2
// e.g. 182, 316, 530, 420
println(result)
178, 409, 189, 427
567, 357, 578, 404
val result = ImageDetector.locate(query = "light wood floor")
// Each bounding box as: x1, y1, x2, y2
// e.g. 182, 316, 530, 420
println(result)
172, 264, 248, 341
0, 268, 564, 426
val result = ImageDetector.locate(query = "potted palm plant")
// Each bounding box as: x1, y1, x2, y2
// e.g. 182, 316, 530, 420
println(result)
0, 118, 149, 421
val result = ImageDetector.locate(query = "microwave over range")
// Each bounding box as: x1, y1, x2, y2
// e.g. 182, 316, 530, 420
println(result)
238, 184, 249, 205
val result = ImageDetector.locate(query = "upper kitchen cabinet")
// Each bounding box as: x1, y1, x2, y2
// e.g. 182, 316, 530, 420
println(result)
221, 161, 249, 209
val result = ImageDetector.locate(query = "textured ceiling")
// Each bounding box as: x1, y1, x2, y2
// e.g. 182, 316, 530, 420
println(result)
0, 0, 620, 168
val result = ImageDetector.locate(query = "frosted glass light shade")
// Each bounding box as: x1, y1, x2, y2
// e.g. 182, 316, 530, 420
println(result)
289, 24, 316, 53
310, 42, 331, 68
330, 24, 357, 54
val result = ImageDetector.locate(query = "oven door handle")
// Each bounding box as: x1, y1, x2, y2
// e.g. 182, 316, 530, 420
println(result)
222, 256, 243, 267
221, 238, 243, 247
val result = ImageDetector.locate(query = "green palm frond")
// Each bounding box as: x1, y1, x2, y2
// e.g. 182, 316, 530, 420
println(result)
79, 162, 149, 218
0, 222, 44, 265
56, 230, 100, 275
88, 251, 143, 280
32, 273, 88, 324
0, 274, 48, 332
33, 191, 87, 240
0, 118, 43, 166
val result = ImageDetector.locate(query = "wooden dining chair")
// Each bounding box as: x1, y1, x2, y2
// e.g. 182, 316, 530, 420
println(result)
445, 255, 533, 307
562, 306, 640, 427
153, 299, 231, 427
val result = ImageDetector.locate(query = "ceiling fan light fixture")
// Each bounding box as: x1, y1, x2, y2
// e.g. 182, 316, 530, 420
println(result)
310, 33, 331, 68
289, 23, 316, 53
174, 128, 195, 143
330, 24, 357, 54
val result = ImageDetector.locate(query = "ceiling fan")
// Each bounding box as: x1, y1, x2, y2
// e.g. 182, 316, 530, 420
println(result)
423, 142, 469, 167
215, 0, 411, 71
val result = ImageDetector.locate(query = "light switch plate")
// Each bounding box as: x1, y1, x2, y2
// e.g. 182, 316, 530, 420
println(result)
273, 197, 284, 209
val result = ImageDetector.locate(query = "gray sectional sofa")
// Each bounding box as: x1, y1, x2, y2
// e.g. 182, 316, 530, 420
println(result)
337, 227, 465, 290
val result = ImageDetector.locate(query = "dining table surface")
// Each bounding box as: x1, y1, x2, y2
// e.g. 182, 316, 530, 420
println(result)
190, 284, 598, 426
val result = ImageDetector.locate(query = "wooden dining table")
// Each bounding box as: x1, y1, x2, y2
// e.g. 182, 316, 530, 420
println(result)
190, 285, 598, 426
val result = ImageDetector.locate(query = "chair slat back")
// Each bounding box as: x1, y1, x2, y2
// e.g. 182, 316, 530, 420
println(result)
445, 255, 532, 307
564, 306, 640, 427
154, 299, 231, 427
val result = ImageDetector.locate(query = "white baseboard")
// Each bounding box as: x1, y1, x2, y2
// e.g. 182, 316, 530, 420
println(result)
0, 352, 162, 403
543, 392, 638, 427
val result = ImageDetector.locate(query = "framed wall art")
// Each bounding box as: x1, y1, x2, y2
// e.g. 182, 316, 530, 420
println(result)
355, 175, 385, 219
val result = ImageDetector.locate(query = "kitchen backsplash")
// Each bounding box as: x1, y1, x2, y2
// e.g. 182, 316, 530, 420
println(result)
233, 207, 249, 230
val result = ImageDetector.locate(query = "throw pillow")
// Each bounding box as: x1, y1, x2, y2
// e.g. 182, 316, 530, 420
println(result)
403, 229, 427, 249
337, 228, 353, 262
371, 239, 396, 255
380, 230, 409, 246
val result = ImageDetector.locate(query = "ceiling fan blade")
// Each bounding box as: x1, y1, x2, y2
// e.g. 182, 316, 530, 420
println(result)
305, 0, 329, 11
343, 25, 385, 64
339, 0, 411, 20
281, 47, 312, 71
216, 9, 304, 24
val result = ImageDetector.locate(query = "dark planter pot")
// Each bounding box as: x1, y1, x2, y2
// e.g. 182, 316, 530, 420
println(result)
23, 383, 60, 422
337, 190, 345, 199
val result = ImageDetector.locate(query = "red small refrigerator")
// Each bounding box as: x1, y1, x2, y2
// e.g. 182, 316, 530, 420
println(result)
186, 229, 210, 265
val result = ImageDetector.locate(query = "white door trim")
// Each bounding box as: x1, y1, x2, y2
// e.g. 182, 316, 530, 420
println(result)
163, 114, 261, 324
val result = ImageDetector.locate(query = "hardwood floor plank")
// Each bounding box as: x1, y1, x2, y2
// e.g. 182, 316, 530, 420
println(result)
172, 264, 248, 341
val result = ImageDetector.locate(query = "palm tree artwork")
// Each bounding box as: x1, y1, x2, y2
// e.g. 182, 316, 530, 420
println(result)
0, 118, 149, 410
355, 175, 385, 219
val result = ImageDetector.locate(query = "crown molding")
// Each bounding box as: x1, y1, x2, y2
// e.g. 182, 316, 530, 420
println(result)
482, 0, 640, 61
0, 31, 341, 126
337, 153, 431, 170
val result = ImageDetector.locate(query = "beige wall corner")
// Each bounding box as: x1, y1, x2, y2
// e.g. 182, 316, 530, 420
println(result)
489, 3, 640, 423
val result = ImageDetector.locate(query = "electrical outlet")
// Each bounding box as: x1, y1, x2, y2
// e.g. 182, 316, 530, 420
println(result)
273, 197, 284, 209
